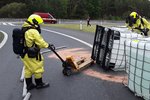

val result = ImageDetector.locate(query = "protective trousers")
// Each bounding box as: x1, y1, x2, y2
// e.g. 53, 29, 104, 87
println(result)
21, 54, 44, 79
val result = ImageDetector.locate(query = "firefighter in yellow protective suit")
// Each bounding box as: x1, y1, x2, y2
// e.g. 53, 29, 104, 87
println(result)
126, 12, 150, 36
21, 14, 55, 91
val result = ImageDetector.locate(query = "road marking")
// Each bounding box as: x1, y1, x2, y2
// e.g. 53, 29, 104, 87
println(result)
8, 22, 16, 26
3, 23, 7, 25
42, 28, 93, 48
0, 22, 16, 26
0, 30, 8, 49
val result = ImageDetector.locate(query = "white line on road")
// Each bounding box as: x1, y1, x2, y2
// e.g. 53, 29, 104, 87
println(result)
0, 22, 17, 26
8, 22, 16, 26
42, 28, 93, 48
3, 23, 7, 25
0, 30, 8, 49
0, 27, 92, 49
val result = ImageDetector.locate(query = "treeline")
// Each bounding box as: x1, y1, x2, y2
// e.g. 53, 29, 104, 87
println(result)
0, 0, 150, 20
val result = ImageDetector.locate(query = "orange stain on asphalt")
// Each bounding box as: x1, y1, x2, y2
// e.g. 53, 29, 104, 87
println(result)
48, 48, 127, 83
83, 69, 127, 83
48, 48, 91, 60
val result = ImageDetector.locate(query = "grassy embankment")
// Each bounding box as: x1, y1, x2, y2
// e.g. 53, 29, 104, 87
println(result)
0, 32, 4, 43
43, 24, 96, 33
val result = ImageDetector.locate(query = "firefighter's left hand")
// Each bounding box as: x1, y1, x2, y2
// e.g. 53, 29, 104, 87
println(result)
141, 28, 149, 36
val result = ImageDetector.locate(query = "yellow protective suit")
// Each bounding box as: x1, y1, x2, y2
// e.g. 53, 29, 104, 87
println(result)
126, 17, 150, 36
21, 22, 49, 79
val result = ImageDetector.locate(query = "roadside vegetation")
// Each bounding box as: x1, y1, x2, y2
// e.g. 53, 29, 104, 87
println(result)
0, 32, 4, 43
0, 0, 150, 20
43, 24, 96, 33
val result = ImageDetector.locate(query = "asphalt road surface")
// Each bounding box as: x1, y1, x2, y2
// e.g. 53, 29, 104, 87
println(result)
0, 22, 143, 100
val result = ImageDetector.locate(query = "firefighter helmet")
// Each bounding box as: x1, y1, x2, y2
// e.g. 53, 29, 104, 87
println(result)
27, 14, 43, 25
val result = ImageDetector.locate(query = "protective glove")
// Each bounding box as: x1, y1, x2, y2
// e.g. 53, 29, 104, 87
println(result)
138, 28, 149, 36
134, 28, 149, 36
48, 44, 55, 50
142, 28, 149, 36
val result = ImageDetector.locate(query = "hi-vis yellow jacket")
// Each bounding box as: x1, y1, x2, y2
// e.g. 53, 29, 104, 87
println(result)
21, 22, 49, 78
22, 22, 49, 48
126, 17, 150, 36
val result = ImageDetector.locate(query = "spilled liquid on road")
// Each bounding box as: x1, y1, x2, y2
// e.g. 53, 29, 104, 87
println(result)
48, 48, 127, 84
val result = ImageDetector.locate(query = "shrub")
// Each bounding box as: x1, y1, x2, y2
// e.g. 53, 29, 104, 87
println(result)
0, 2, 27, 18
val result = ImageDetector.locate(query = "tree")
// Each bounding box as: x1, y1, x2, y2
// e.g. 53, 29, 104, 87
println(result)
0, 2, 27, 18
0, 0, 150, 19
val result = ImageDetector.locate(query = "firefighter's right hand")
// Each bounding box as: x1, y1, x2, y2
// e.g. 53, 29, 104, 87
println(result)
48, 44, 55, 50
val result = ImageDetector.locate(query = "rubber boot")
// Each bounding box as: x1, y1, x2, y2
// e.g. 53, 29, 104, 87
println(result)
35, 78, 49, 89
25, 78, 36, 91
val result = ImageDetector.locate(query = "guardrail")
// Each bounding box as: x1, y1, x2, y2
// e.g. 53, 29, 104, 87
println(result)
58, 19, 125, 26
0, 18, 125, 26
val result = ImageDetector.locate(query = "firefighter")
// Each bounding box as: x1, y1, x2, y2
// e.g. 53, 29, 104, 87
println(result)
126, 11, 150, 36
21, 14, 55, 91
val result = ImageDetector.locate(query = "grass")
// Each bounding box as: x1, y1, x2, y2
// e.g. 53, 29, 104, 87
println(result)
42, 24, 96, 33
0, 32, 4, 43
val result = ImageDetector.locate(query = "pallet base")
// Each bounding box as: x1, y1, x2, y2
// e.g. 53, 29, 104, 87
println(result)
72, 58, 94, 73
64, 56, 94, 76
